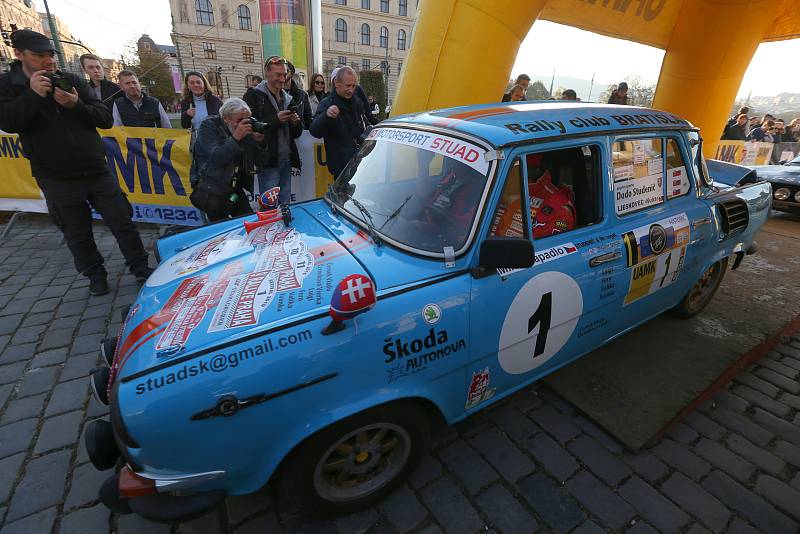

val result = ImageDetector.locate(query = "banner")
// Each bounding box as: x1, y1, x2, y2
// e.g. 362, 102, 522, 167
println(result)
713, 141, 775, 166
0, 127, 335, 226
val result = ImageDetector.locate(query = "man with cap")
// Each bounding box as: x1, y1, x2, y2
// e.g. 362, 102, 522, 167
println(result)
0, 30, 152, 296
608, 81, 629, 105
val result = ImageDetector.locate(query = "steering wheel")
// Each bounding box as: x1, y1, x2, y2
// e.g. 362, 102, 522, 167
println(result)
424, 202, 461, 243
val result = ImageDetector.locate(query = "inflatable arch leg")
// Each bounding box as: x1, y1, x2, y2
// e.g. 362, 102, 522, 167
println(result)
652, 0, 781, 158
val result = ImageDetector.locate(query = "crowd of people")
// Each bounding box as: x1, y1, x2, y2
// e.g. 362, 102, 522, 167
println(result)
501, 74, 626, 104
721, 105, 800, 144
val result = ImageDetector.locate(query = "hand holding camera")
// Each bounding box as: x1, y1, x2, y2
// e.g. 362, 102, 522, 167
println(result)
277, 110, 294, 124
53, 86, 79, 109
233, 118, 254, 141
29, 70, 52, 98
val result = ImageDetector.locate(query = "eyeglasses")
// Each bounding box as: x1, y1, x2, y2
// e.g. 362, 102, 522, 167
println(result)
314, 80, 324, 85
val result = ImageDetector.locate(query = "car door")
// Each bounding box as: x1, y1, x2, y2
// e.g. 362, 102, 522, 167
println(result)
464, 140, 625, 411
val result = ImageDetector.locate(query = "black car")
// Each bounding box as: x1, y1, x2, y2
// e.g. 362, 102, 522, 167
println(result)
751, 154, 800, 214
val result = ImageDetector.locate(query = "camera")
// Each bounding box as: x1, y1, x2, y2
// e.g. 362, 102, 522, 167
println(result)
43, 72, 73, 93
287, 102, 301, 115
247, 116, 270, 134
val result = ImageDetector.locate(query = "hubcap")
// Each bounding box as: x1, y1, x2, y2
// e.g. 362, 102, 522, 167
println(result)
687, 263, 720, 310
313, 422, 411, 502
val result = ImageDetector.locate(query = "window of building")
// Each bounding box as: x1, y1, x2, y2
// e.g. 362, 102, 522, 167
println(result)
362, 58, 370, 71
399, 0, 407, 16
238, 5, 252, 30
397, 29, 406, 50
338, 55, 347, 66
203, 42, 216, 59
361, 23, 370, 45
380, 0, 389, 13
220, 4, 229, 27
195, 0, 214, 26
242, 46, 254, 62
612, 138, 664, 216
335, 18, 347, 42
379, 26, 388, 48
335, 0, 346, 4
362, 0, 370, 8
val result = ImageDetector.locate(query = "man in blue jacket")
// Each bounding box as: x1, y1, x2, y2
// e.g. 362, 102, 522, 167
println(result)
310, 66, 367, 178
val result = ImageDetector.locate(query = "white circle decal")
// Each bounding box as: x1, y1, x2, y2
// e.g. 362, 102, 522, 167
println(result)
498, 271, 583, 375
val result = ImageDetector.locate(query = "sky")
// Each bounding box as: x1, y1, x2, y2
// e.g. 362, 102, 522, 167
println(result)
37, 2, 799, 99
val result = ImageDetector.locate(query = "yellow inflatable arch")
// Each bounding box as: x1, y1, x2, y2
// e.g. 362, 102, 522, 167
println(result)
393, 0, 800, 156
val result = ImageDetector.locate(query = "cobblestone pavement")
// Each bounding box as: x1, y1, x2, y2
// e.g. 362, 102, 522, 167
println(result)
0, 220, 799, 534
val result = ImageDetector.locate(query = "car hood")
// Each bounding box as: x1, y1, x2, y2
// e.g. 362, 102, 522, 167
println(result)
116, 201, 458, 379
750, 164, 800, 185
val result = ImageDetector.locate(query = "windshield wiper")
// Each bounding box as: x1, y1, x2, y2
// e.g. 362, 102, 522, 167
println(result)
379, 195, 412, 231
349, 197, 382, 246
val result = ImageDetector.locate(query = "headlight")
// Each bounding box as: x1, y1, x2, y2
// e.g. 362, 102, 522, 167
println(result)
794, 190, 800, 203
774, 188, 790, 201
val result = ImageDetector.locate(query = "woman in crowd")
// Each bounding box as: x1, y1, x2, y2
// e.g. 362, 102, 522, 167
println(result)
180, 71, 223, 131
502, 84, 526, 102
307, 73, 328, 116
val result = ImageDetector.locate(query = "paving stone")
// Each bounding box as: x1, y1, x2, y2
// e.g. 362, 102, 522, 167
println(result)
436, 439, 498, 495
49, 316, 81, 332
621, 451, 669, 482
30, 348, 68, 368
626, 523, 659, 534
0, 453, 25, 502
0, 298, 35, 317
0, 342, 36, 364
726, 433, 786, 476
778, 392, 800, 411
418, 476, 483, 534
779, 356, 800, 372
758, 358, 799, 380
684, 411, 727, 441
33, 410, 83, 454
791, 473, 800, 492
469, 427, 535, 483
754, 474, 800, 522
475, 483, 537, 534
566, 471, 636, 530
0, 284, 23, 297
10, 324, 47, 345
1, 393, 47, 425
23, 313, 55, 328
733, 373, 780, 398
773, 440, 800, 469
517, 472, 584, 532
64, 461, 113, 510
733, 385, 792, 417
44, 378, 89, 418
6, 449, 71, 521
70, 334, 104, 356
178, 508, 225, 534
571, 520, 606, 534
56, 300, 86, 318
224, 486, 272, 525
117, 511, 172, 533
14, 286, 46, 299
619, 476, 690, 533
777, 344, 800, 360
667, 422, 699, 445
0, 314, 24, 336
713, 389, 751, 412
29, 298, 61, 315
488, 403, 538, 443
529, 405, 581, 443
693, 438, 755, 483
683, 524, 712, 534
567, 434, 631, 485
661, 472, 730, 532
537, 387, 576, 415
650, 439, 711, 482
524, 432, 579, 482
58, 503, 110, 534
17, 365, 59, 397
60, 353, 100, 382
409, 454, 442, 489
0, 418, 38, 458
38, 328, 74, 351
77, 318, 107, 336
380, 484, 427, 533
707, 406, 773, 447
332, 507, 377, 534
701, 470, 797, 533
0, 361, 26, 385
38, 285, 70, 299
0, 383, 12, 407
751, 407, 800, 446
572, 416, 624, 454
0, 506, 57, 534
754, 368, 800, 394
727, 518, 762, 534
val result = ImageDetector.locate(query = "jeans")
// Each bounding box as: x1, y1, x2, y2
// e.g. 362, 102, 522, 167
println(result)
257, 160, 293, 205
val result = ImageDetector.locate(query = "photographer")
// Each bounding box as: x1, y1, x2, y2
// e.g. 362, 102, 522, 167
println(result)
243, 56, 302, 206
189, 98, 267, 221
0, 29, 151, 296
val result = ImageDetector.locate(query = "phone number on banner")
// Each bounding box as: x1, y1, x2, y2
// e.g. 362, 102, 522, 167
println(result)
92, 204, 204, 226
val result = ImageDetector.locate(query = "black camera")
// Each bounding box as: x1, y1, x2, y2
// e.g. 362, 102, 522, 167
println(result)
247, 116, 270, 134
43, 72, 73, 93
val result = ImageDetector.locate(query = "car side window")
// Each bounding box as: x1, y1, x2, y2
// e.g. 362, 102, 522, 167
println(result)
612, 138, 665, 216
665, 138, 692, 199
489, 158, 527, 239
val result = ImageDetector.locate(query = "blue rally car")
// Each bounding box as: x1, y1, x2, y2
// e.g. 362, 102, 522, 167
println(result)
84, 102, 771, 522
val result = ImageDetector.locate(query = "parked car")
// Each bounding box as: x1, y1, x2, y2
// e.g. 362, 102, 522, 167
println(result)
748, 154, 800, 214
84, 102, 771, 523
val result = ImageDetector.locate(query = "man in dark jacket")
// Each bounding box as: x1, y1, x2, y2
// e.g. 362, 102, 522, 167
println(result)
243, 56, 302, 205
310, 66, 367, 178
190, 98, 265, 221
0, 30, 151, 295
80, 53, 121, 112
112, 70, 171, 127
722, 114, 748, 140
608, 82, 628, 105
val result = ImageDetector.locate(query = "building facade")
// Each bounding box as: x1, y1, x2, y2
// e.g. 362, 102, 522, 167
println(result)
0, 0, 43, 72
321, 0, 416, 100
169, 0, 264, 100
38, 12, 95, 74
99, 57, 124, 83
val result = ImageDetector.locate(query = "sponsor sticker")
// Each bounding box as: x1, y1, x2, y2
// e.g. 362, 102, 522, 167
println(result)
667, 166, 691, 199
384, 328, 467, 382
208, 271, 279, 332
615, 173, 664, 215
422, 303, 442, 325
647, 157, 663, 176
465, 367, 496, 409
497, 242, 578, 278
613, 164, 634, 181
366, 127, 489, 174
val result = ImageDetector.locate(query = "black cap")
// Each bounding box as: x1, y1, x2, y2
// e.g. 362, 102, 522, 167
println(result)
618, 81, 628, 91
10, 29, 55, 53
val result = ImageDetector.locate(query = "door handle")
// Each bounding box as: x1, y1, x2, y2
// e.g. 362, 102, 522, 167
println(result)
589, 252, 620, 267
692, 217, 711, 230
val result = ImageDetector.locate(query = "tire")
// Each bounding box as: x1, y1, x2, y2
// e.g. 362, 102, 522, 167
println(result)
669, 257, 728, 318
278, 403, 430, 515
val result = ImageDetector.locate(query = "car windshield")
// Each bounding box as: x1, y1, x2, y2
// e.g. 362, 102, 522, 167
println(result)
329, 127, 492, 255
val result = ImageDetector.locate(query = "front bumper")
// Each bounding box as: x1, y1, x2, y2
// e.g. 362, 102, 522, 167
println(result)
772, 199, 800, 213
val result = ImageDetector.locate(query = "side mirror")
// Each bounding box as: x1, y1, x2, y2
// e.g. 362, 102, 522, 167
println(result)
479, 237, 535, 270
322, 274, 377, 335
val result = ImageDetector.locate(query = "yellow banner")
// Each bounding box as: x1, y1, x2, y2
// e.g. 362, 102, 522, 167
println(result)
0, 133, 42, 200
713, 140, 775, 166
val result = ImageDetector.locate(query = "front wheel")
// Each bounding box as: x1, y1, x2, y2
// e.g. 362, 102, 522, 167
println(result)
278, 404, 429, 514
669, 257, 728, 318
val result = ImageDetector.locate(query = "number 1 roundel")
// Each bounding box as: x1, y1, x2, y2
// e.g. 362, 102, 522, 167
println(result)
498, 271, 583, 375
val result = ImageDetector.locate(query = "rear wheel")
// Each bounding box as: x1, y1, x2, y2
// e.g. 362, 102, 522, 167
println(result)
670, 258, 728, 318
278, 403, 429, 514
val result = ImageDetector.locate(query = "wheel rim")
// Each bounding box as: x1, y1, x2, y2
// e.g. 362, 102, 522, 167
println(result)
686, 262, 721, 311
313, 422, 411, 502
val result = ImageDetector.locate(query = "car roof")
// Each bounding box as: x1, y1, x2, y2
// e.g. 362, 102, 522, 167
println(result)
386, 101, 696, 149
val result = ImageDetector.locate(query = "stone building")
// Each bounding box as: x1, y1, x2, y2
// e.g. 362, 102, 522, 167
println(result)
169, 0, 264, 100
321, 0, 416, 100
0, 0, 43, 72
